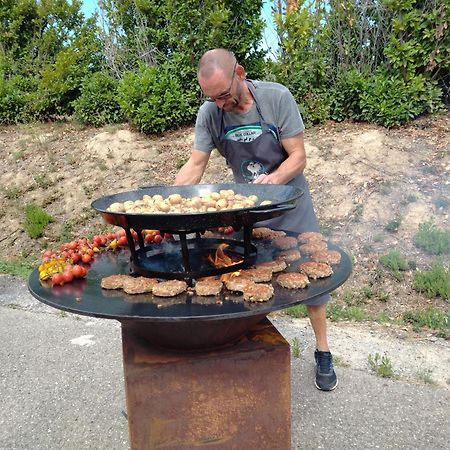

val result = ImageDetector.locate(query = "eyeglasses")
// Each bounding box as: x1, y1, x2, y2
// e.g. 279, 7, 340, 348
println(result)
206, 62, 237, 102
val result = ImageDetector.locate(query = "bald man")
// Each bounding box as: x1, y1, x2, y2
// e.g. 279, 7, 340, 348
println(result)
176, 48, 337, 391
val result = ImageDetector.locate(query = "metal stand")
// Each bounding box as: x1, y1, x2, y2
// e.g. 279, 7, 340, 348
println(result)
121, 318, 291, 449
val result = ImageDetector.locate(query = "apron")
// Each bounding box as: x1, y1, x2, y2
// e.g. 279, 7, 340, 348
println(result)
217, 81, 320, 234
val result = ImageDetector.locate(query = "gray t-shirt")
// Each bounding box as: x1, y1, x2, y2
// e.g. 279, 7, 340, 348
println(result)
194, 80, 305, 153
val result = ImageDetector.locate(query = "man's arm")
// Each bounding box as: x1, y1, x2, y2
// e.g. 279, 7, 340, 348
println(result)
174, 149, 211, 185
254, 132, 306, 184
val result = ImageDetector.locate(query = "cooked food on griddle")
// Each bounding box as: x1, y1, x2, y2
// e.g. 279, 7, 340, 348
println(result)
152, 280, 188, 297
101, 274, 134, 290
310, 250, 342, 265
195, 278, 223, 296
297, 231, 326, 243
276, 249, 301, 263
242, 283, 274, 302
256, 259, 287, 273
107, 190, 272, 214
251, 227, 286, 240
298, 261, 333, 279
277, 272, 310, 289
299, 241, 328, 254
239, 267, 273, 283
225, 277, 256, 292
272, 236, 298, 250
122, 276, 158, 295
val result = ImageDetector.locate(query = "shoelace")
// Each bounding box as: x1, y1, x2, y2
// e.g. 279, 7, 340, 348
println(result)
317, 352, 333, 373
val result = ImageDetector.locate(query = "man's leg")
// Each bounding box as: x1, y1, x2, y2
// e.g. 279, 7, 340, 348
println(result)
306, 304, 337, 391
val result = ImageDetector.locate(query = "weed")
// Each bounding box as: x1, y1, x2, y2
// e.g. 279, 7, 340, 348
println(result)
403, 306, 450, 333
24, 203, 53, 239
368, 353, 395, 378
384, 216, 402, 233
292, 337, 301, 358
373, 234, 384, 243
285, 304, 308, 318
176, 158, 188, 169
66, 154, 79, 166
3, 186, 22, 200
379, 250, 408, 280
377, 292, 390, 303
415, 368, 435, 385
33, 173, 54, 190
352, 204, 364, 222
414, 221, 450, 255
58, 221, 75, 244
83, 184, 95, 199
404, 193, 417, 204
58, 310, 67, 318
379, 182, 392, 195
0, 259, 35, 278
341, 288, 356, 306
332, 355, 350, 368
361, 286, 374, 299
413, 261, 450, 300
13, 149, 26, 160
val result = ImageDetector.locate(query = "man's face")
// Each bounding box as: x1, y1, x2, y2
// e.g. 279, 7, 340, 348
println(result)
199, 63, 243, 112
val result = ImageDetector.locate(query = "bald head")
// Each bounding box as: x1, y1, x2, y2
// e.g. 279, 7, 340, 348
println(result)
198, 49, 237, 80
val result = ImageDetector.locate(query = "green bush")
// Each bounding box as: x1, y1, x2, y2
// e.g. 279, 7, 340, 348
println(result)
359, 72, 444, 128
299, 90, 331, 127
379, 250, 409, 280
413, 262, 450, 300
403, 306, 450, 332
73, 71, 123, 127
414, 222, 450, 255
24, 203, 53, 239
331, 69, 366, 122
118, 63, 197, 134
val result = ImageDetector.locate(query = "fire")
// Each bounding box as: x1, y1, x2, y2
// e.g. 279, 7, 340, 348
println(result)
207, 243, 242, 281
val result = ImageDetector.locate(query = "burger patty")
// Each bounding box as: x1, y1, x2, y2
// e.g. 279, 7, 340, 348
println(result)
101, 274, 134, 290
152, 280, 188, 297
239, 267, 273, 282
225, 277, 256, 292
297, 231, 326, 243
195, 278, 223, 296
299, 241, 328, 254
256, 259, 287, 273
298, 261, 333, 279
277, 272, 310, 289
311, 249, 342, 265
252, 227, 286, 240
123, 276, 158, 294
276, 249, 301, 263
272, 236, 298, 250
242, 283, 274, 302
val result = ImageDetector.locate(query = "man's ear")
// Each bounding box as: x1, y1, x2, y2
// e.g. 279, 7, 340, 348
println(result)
236, 64, 246, 80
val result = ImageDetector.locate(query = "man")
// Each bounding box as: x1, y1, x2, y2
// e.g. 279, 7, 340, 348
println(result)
175, 48, 337, 391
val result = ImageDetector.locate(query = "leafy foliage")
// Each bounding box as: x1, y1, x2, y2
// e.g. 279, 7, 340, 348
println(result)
413, 262, 450, 300
117, 63, 197, 134
413, 222, 450, 255
74, 71, 123, 126
24, 203, 53, 239
379, 250, 409, 280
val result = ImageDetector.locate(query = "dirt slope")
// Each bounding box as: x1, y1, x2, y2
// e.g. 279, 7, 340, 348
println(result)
0, 114, 449, 325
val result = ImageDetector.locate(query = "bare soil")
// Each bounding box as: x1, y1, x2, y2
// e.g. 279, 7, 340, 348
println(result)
0, 115, 449, 333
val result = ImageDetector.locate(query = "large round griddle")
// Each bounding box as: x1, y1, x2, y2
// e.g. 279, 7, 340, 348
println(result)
28, 239, 352, 349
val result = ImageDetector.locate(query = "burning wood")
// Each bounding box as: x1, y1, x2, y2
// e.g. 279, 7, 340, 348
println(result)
207, 243, 242, 281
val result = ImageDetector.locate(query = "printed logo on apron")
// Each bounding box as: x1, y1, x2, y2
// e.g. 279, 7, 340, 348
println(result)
241, 160, 267, 182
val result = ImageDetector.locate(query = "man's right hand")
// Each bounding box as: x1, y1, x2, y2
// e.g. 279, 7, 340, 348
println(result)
174, 149, 210, 185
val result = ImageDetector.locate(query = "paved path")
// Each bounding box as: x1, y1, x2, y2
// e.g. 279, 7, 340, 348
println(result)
0, 275, 449, 450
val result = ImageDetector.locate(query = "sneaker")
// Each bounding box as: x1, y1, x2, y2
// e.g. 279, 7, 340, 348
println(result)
314, 350, 338, 391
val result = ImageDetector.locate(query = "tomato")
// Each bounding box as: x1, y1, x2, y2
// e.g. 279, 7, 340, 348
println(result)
62, 271, 74, 283
81, 254, 92, 264
71, 253, 81, 263
224, 226, 234, 235
93, 235, 102, 246
64, 264, 74, 272
72, 265, 84, 278
79, 266, 88, 278
43, 250, 54, 259
99, 236, 107, 246
217, 227, 225, 233
106, 232, 116, 241
153, 234, 163, 244
163, 233, 173, 240
68, 241, 78, 251
51, 273, 65, 286
117, 236, 128, 246
118, 229, 126, 237
145, 234, 154, 243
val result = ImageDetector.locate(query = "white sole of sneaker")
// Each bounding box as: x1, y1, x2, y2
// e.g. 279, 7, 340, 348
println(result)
314, 378, 338, 391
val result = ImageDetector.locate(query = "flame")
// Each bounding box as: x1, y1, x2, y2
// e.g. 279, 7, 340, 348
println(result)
207, 243, 242, 281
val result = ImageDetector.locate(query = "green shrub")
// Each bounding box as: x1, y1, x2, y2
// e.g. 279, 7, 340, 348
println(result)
0, 259, 34, 278
379, 250, 408, 280
331, 69, 366, 121
118, 63, 197, 134
73, 71, 123, 126
413, 262, 450, 300
413, 222, 450, 255
368, 353, 395, 378
403, 307, 450, 333
24, 203, 53, 239
299, 90, 331, 127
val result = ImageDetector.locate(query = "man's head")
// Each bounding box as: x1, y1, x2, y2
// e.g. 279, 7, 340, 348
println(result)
198, 49, 248, 112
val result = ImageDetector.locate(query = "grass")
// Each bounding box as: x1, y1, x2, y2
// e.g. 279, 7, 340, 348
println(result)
292, 337, 301, 358
415, 368, 435, 385
413, 261, 450, 300
0, 259, 35, 278
413, 221, 450, 255
379, 249, 409, 280
332, 355, 350, 368
384, 216, 402, 233
403, 306, 450, 334
368, 352, 396, 378
24, 203, 53, 238
3, 186, 23, 200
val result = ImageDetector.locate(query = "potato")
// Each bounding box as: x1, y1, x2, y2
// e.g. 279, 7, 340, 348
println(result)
168, 193, 182, 205
216, 198, 228, 209
210, 192, 220, 200
153, 194, 164, 203
260, 200, 272, 206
